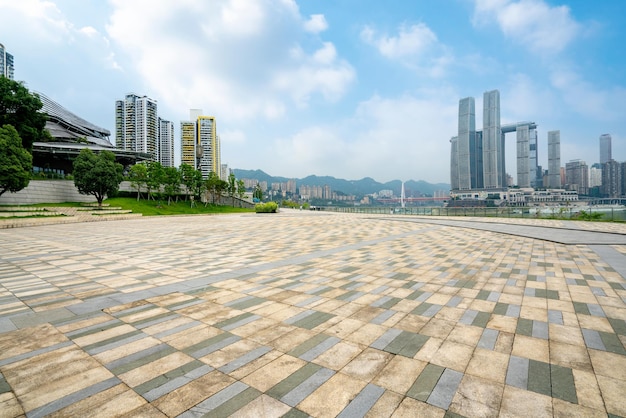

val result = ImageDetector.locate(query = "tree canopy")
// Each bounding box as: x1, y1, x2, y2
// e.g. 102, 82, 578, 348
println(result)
0, 77, 50, 151
73, 149, 123, 206
0, 124, 32, 197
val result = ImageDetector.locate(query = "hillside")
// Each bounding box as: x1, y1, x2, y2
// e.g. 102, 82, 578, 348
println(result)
233, 169, 450, 197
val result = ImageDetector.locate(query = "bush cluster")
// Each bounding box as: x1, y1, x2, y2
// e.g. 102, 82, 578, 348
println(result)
255, 201, 278, 213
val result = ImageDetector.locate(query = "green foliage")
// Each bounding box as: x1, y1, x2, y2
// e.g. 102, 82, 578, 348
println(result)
236, 179, 246, 200
180, 163, 204, 205
0, 125, 32, 197
128, 163, 148, 200
145, 161, 164, 200
228, 172, 236, 206
255, 201, 278, 213
0, 77, 49, 150
162, 166, 182, 205
253, 184, 263, 201
577, 210, 604, 221
72, 149, 123, 207
205, 171, 228, 205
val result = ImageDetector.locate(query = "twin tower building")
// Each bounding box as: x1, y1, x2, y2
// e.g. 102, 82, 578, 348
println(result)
450, 90, 561, 192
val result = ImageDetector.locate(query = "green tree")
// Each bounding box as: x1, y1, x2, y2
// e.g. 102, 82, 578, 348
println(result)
253, 183, 263, 201
72, 149, 123, 207
227, 172, 236, 206
0, 125, 32, 197
128, 163, 148, 201
236, 179, 246, 202
180, 163, 203, 206
162, 166, 181, 205
0, 77, 50, 150
204, 171, 227, 205
145, 161, 164, 200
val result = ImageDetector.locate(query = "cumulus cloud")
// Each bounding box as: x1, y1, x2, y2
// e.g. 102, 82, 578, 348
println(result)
264, 91, 457, 182
360, 22, 452, 77
106, 0, 354, 122
304, 14, 328, 33
472, 0, 580, 54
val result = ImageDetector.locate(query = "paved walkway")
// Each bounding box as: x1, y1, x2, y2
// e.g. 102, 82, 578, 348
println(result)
0, 210, 625, 417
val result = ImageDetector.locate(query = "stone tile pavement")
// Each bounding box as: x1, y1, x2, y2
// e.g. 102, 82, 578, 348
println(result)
0, 210, 625, 417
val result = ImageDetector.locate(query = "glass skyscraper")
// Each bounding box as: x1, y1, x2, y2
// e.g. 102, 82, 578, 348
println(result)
600, 134, 612, 165
457, 97, 476, 191
482, 90, 504, 189
548, 130, 561, 188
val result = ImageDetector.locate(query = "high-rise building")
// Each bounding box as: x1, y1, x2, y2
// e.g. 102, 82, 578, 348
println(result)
456, 97, 478, 190
450, 136, 459, 191
601, 160, 622, 198
600, 134, 612, 165
115, 94, 158, 160
180, 110, 221, 178
548, 130, 561, 188
565, 160, 588, 195
158, 118, 175, 167
516, 124, 530, 188
482, 90, 504, 189
0, 43, 14, 79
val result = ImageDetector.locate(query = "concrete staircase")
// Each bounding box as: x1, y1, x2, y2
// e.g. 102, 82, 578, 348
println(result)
0, 203, 142, 229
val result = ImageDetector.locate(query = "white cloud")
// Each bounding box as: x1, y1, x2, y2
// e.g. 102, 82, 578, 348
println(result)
304, 14, 328, 33
106, 0, 354, 121
472, 0, 580, 54
264, 90, 457, 183
360, 23, 452, 77
361, 23, 437, 59
550, 69, 626, 121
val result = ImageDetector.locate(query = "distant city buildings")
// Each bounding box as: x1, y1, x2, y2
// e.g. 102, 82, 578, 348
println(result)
451, 89, 539, 193
0, 43, 14, 79
179, 109, 221, 179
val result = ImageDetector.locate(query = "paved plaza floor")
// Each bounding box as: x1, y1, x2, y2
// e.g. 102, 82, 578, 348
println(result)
1, 210, 625, 417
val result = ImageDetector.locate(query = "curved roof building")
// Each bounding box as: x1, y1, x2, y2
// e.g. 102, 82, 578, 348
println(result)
36, 91, 113, 147
32, 92, 151, 174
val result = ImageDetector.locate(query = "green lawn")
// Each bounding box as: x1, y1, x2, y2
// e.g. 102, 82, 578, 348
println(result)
5, 197, 253, 216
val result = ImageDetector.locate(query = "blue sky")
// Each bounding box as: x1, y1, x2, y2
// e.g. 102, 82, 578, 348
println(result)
1, 0, 624, 184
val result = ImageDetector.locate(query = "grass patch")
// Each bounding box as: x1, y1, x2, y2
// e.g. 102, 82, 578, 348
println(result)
103, 197, 254, 216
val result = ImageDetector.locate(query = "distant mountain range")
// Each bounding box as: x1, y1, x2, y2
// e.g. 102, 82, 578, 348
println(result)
233, 169, 450, 197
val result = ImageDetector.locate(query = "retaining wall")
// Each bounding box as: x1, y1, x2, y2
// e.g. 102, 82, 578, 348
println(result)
0, 180, 96, 205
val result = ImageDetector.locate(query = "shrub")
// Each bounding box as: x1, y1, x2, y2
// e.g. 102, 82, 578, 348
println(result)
255, 201, 278, 213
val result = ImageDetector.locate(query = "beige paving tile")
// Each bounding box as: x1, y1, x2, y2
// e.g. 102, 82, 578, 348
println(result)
119, 351, 195, 387
269, 328, 317, 352
365, 389, 403, 418
430, 340, 474, 372
419, 318, 455, 339
345, 323, 388, 346
449, 374, 503, 418
0, 323, 68, 361
152, 370, 236, 417
372, 355, 427, 394
230, 394, 290, 418
576, 315, 614, 333
552, 398, 606, 418
447, 324, 483, 346
511, 334, 549, 362
391, 397, 445, 417
499, 386, 553, 418
298, 372, 368, 418
572, 369, 605, 412
313, 340, 362, 370
341, 347, 393, 382
588, 349, 626, 380
550, 340, 592, 371
597, 374, 626, 417
0, 392, 24, 417
242, 354, 306, 392
465, 348, 509, 383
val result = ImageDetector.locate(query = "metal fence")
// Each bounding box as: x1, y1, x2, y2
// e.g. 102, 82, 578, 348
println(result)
319, 206, 626, 222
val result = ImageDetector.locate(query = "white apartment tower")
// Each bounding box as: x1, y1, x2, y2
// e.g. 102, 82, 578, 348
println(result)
0, 43, 14, 79
158, 118, 175, 167
115, 94, 158, 160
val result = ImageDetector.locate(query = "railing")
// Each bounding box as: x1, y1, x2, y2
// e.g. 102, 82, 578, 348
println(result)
318, 206, 626, 222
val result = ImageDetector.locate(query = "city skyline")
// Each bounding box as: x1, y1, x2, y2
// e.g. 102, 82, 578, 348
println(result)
1, 1, 625, 183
